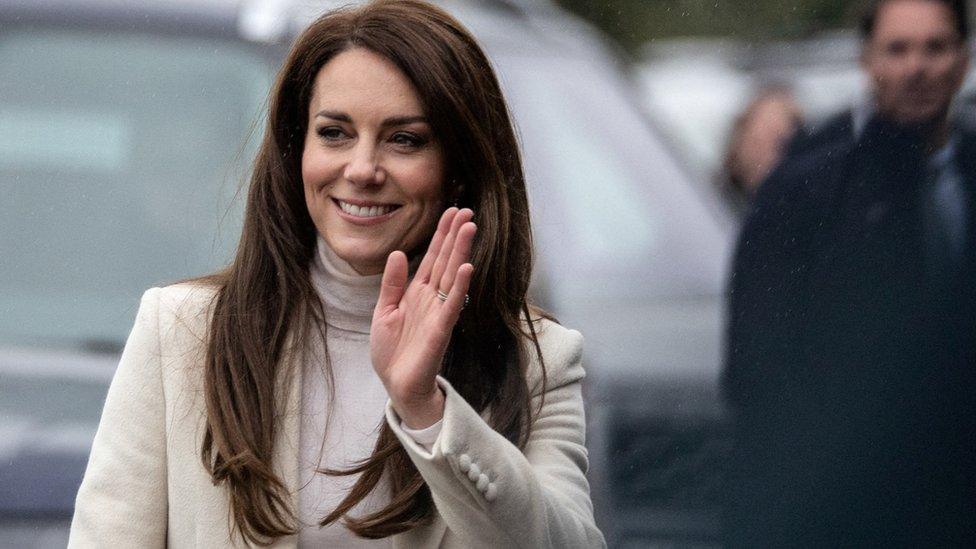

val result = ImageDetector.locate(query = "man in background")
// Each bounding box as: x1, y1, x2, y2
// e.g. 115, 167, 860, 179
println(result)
724, 0, 976, 545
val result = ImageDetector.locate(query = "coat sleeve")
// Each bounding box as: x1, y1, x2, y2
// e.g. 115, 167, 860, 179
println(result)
385, 328, 606, 548
724, 124, 849, 411
724, 154, 821, 411
68, 288, 168, 548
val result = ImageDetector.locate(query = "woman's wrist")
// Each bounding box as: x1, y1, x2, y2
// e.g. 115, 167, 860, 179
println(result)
393, 385, 446, 430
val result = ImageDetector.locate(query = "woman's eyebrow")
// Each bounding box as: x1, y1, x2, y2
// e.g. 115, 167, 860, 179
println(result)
315, 110, 351, 122
314, 110, 427, 127
380, 115, 428, 127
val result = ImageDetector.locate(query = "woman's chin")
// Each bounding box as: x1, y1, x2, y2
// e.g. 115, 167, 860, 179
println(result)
332, 245, 389, 275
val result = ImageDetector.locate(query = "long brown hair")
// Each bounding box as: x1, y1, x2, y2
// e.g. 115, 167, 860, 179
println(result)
197, 0, 544, 544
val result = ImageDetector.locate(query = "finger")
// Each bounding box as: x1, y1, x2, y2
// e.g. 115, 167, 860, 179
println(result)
376, 251, 408, 313
430, 209, 469, 285
430, 208, 473, 287
439, 221, 476, 293
439, 263, 474, 331
416, 208, 457, 283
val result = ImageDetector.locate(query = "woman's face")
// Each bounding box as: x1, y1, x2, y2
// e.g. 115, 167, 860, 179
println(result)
302, 47, 446, 275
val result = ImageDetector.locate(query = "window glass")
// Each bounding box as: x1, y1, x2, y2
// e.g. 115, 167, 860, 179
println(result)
0, 29, 272, 349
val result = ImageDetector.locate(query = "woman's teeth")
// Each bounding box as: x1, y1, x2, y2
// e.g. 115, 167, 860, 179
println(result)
337, 200, 395, 218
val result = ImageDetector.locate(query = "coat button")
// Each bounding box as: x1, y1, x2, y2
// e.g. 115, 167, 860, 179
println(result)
458, 454, 471, 473
467, 463, 481, 482
476, 473, 489, 491
485, 482, 498, 502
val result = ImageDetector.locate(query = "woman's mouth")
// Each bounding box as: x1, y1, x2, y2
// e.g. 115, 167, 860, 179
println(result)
335, 199, 400, 217
333, 198, 401, 223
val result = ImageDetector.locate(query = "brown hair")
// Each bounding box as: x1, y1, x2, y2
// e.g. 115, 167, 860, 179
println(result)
196, 0, 544, 544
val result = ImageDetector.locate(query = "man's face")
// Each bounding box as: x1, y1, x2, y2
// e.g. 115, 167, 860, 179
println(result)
862, 0, 969, 125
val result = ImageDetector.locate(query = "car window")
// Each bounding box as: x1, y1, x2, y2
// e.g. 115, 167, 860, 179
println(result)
0, 28, 271, 350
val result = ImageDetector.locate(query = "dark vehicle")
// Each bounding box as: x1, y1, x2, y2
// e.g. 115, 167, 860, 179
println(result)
0, 1, 734, 546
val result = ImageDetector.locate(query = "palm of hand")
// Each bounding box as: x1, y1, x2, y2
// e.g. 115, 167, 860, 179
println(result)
371, 281, 453, 400
371, 208, 476, 423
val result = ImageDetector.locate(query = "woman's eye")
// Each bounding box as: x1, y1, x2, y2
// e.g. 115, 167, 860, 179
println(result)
317, 127, 346, 141
391, 132, 426, 148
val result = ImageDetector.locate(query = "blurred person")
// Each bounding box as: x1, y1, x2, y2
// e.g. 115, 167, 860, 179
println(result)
721, 86, 803, 213
68, 1, 604, 547
724, 0, 976, 546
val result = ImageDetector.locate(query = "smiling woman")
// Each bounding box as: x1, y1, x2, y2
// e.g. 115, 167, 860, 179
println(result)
67, 1, 604, 548
302, 48, 448, 276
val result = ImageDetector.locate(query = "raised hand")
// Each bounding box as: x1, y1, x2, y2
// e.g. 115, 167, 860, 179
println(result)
371, 207, 476, 429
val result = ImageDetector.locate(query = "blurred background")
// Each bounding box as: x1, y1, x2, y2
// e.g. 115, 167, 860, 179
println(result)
1, 0, 973, 547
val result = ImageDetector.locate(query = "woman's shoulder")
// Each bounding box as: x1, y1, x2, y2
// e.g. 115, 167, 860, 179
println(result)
521, 311, 585, 395
153, 281, 219, 307
138, 282, 220, 340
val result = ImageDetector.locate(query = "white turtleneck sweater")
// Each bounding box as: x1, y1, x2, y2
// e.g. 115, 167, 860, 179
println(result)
299, 239, 441, 547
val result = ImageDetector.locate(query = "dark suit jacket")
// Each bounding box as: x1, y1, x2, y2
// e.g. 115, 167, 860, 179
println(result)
723, 112, 976, 548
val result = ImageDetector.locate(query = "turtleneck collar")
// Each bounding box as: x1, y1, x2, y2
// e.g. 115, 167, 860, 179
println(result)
309, 236, 381, 335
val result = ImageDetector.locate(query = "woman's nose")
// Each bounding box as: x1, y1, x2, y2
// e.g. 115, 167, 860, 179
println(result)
344, 143, 386, 187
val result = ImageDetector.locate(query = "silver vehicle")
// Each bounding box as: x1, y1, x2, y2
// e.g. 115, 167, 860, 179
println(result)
0, 0, 734, 546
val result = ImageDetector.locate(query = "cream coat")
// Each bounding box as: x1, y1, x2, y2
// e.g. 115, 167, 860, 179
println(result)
68, 284, 605, 548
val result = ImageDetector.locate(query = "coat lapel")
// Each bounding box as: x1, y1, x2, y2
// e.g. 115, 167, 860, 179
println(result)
954, 131, 976, 270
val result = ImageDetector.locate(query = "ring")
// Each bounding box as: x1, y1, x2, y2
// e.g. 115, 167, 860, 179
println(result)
436, 290, 470, 309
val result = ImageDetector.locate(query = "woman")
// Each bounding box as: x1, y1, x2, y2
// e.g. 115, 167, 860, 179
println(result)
68, 1, 604, 547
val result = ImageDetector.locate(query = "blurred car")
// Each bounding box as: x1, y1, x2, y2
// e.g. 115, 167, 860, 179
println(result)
0, 0, 735, 547
635, 32, 866, 186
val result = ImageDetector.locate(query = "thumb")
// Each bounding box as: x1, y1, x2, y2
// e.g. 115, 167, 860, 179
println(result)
376, 251, 408, 313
